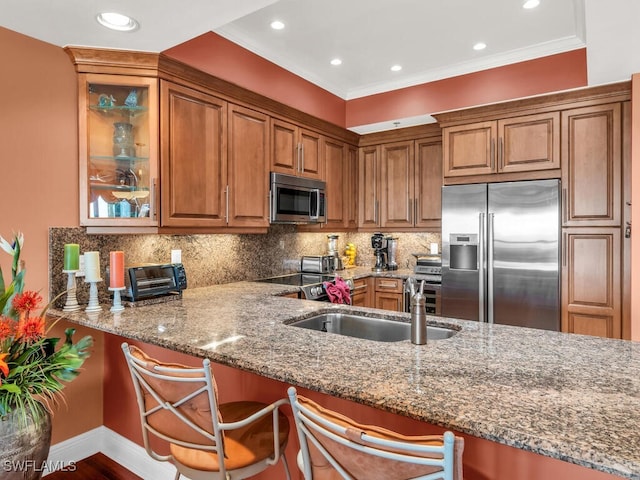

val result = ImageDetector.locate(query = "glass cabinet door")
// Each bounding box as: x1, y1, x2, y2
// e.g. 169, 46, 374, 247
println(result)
79, 74, 158, 227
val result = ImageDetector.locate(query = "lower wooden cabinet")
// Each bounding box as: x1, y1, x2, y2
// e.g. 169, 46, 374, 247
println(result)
561, 228, 621, 338
374, 277, 404, 312
351, 277, 372, 307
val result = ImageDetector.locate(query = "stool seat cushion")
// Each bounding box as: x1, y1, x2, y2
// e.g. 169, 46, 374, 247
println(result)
170, 400, 290, 472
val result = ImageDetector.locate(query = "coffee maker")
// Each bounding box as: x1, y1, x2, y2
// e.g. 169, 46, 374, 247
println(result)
371, 233, 387, 272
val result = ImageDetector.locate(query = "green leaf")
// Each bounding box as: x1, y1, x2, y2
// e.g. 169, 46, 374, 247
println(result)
0, 383, 21, 394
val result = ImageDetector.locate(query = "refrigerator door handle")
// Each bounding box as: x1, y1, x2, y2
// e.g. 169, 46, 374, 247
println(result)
487, 212, 495, 323
478, 212, 486, 323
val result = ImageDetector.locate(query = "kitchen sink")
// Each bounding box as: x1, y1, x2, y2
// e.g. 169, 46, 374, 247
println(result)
288, 312, 457, 342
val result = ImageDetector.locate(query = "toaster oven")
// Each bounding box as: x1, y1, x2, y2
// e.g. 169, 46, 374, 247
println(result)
108, 263, 187, 301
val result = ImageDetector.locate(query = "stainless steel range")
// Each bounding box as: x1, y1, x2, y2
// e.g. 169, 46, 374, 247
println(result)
256, 272, 354, 302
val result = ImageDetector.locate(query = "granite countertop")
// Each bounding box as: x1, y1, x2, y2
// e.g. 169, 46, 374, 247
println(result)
51, 269, 640, 479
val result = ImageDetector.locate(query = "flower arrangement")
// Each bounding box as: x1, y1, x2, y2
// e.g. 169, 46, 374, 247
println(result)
0, 232, 92, 425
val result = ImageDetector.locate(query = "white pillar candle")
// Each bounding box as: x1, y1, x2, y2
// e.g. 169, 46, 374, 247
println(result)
84, 251, 101, 282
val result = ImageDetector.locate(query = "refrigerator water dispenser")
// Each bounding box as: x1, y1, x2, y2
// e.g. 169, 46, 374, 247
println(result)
449, 234, 478, 271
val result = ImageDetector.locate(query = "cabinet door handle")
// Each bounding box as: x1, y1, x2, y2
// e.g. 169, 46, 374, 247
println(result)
151, 177, 158, 221
225, 185, 229, 224
375, 200, 379, 224
408, 198, 412, 223
562, 231, 567, 267
562, 188, 568, 224
378, 281, 398, 289
301, 143, 305, 173
498, 137, 504, 170
490, 139, 495, 170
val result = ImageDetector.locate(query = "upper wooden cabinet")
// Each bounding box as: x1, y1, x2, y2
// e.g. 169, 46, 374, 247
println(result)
77, 73, 159, 229
228, 105, 271, 228
442, 112, 560, 178
358, 125, 442, 231
271, 118, 323, 180
160, 81, 227, 228
323, 138, 358, 230
415, 138, 443, 229
161, 81, 269, 230
561, 103, 622, 227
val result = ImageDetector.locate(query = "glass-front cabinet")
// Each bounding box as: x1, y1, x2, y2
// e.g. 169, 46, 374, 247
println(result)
79, 73, 158, 227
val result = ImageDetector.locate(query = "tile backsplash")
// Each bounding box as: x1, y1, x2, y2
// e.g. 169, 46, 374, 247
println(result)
49, 226, 440, 305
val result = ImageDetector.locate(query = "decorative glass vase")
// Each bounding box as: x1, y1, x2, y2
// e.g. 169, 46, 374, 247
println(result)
0, 408, 52, 479
113, 122, 135, 158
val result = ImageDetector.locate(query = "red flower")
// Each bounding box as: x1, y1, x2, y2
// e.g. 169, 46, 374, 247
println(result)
12, 291, 42, 316
16, 316, 45, 343
0, 317, 13, 340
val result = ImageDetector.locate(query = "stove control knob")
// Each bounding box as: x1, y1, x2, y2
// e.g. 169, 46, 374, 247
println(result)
312, 286, 322, 296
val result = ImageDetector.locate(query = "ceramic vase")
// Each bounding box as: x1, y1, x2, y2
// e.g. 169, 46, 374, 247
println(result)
0, 408, 52, 479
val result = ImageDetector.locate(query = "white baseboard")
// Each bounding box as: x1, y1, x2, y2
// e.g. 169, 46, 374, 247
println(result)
45, 426, 176, 479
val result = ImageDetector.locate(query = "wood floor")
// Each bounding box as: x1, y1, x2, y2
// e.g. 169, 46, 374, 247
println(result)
46, 453, 142, 480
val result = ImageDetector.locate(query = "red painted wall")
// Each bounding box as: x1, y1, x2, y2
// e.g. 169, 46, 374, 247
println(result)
0, 26, 104, 445
163, 32, 347, 127
346, 49, 588, 128
105, 335, 622, 480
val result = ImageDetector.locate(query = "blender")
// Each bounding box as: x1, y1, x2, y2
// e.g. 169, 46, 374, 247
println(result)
386, 237, 398, 270
327, 234, 343, 271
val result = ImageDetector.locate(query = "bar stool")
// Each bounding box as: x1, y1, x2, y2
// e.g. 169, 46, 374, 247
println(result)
122, 343, 291, 480
287, 386, 464, 480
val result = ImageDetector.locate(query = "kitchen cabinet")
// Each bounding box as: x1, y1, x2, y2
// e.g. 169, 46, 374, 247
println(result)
442, 112, 560, 179
78, 73, 159, 228
271, 118, 323, 180
358, 126, 442, 231
161, 82, 269, 229
160, 81, 227, 228
358, 145, 379, 229
562, 228, 621, 338
324, 138, 359, 230
414, 138, 443, 229
561, 103, 622, 227
227, 104, 270, 228
350, 277, 372, 307
374, 277, 403, 312
379, 141, 414, 229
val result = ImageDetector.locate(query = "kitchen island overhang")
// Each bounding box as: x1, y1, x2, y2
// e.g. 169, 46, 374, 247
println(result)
50, 277, 640, 480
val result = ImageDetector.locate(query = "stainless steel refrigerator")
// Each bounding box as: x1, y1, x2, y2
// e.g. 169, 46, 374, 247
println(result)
441, 179, 560, 331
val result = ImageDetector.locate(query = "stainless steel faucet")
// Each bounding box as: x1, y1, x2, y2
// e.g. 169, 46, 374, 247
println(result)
410, 280, 427, 345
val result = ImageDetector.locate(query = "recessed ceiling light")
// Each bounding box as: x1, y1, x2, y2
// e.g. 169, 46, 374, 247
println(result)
523, 0, 540, 9
473, 42, 487, 51
330, 58, 342, 66
270, 20, 285, 30
390, 65, 402, 72
96, 12, 139, 32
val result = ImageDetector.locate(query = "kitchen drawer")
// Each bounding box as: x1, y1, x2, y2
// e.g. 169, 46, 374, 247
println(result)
375, 277, 403, 293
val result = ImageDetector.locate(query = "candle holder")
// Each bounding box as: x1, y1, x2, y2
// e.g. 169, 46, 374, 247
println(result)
62, 270, 82, 313
109, 287, 126, 313
85, 278, 103, 313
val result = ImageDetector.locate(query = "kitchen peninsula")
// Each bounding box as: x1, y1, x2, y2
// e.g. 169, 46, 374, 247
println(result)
51, 271, 640, 480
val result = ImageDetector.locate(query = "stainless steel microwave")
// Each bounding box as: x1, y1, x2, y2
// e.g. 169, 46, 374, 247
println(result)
269, 172, 326, 224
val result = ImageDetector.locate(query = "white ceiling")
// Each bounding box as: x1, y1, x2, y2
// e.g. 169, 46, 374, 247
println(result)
1, 0, 638, 112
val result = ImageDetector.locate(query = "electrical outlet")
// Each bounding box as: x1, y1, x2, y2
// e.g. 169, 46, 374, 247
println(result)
171, 249, 182, 264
